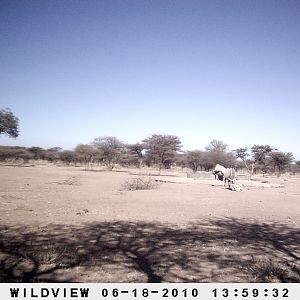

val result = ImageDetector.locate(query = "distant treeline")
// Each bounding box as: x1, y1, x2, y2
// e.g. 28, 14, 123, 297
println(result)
0, 135, 299, 176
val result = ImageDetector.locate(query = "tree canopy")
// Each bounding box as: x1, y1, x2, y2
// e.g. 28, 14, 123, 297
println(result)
92, 136, 125, 170
251, 145, 275, 174
143, 134, 182, 170
205, 140, 236, 168
0, 109, 19, 138
205, 139, 227, 152
270, 151, 294, 176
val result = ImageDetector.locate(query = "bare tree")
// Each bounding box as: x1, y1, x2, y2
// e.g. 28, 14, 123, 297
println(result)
0, 108, 19, 138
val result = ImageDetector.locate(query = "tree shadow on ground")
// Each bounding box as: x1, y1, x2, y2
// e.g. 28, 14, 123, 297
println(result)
0, 218, 299, 282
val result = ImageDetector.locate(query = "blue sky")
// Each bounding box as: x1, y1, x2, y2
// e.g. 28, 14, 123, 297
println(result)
1, 0, 300, 159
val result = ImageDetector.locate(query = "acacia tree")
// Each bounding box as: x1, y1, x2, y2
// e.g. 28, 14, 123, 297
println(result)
74, 144, 97, 169
92, 136, 125, 170
251, 145, 274, 174
126, 143, 144, 168
143, 134, 182, 171
198, 152, 215, 171
205, 139, 228, 152
28, 147, 46, 160
269, 151, 294, 176
205, 139, 236, 168
234, 147, 254, 178
60, 150, 77, 165
45, 147, 62, 163
185, 150, 205, 172
0, 109, 19, 138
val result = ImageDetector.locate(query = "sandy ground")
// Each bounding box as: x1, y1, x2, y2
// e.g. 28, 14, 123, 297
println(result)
0, 164, 299, 282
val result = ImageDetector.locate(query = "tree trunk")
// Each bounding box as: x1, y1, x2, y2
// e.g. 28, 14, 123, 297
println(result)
243, 159, 253, 180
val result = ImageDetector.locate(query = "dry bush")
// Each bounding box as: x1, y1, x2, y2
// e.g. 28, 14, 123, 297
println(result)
122, 177, 158, 191
22, 242, 78, 267
248, 259, 289, 282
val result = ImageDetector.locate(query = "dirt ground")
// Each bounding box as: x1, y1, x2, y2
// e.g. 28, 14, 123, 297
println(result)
0, 164, 299, 282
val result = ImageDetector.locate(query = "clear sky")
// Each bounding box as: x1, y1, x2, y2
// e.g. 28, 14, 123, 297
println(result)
1, 0, 300, 159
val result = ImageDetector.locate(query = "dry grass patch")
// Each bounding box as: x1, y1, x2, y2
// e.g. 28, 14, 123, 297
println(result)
248, 258, 299, 282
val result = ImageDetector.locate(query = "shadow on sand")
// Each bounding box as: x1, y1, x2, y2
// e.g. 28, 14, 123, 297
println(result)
0, 218, 299, 282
